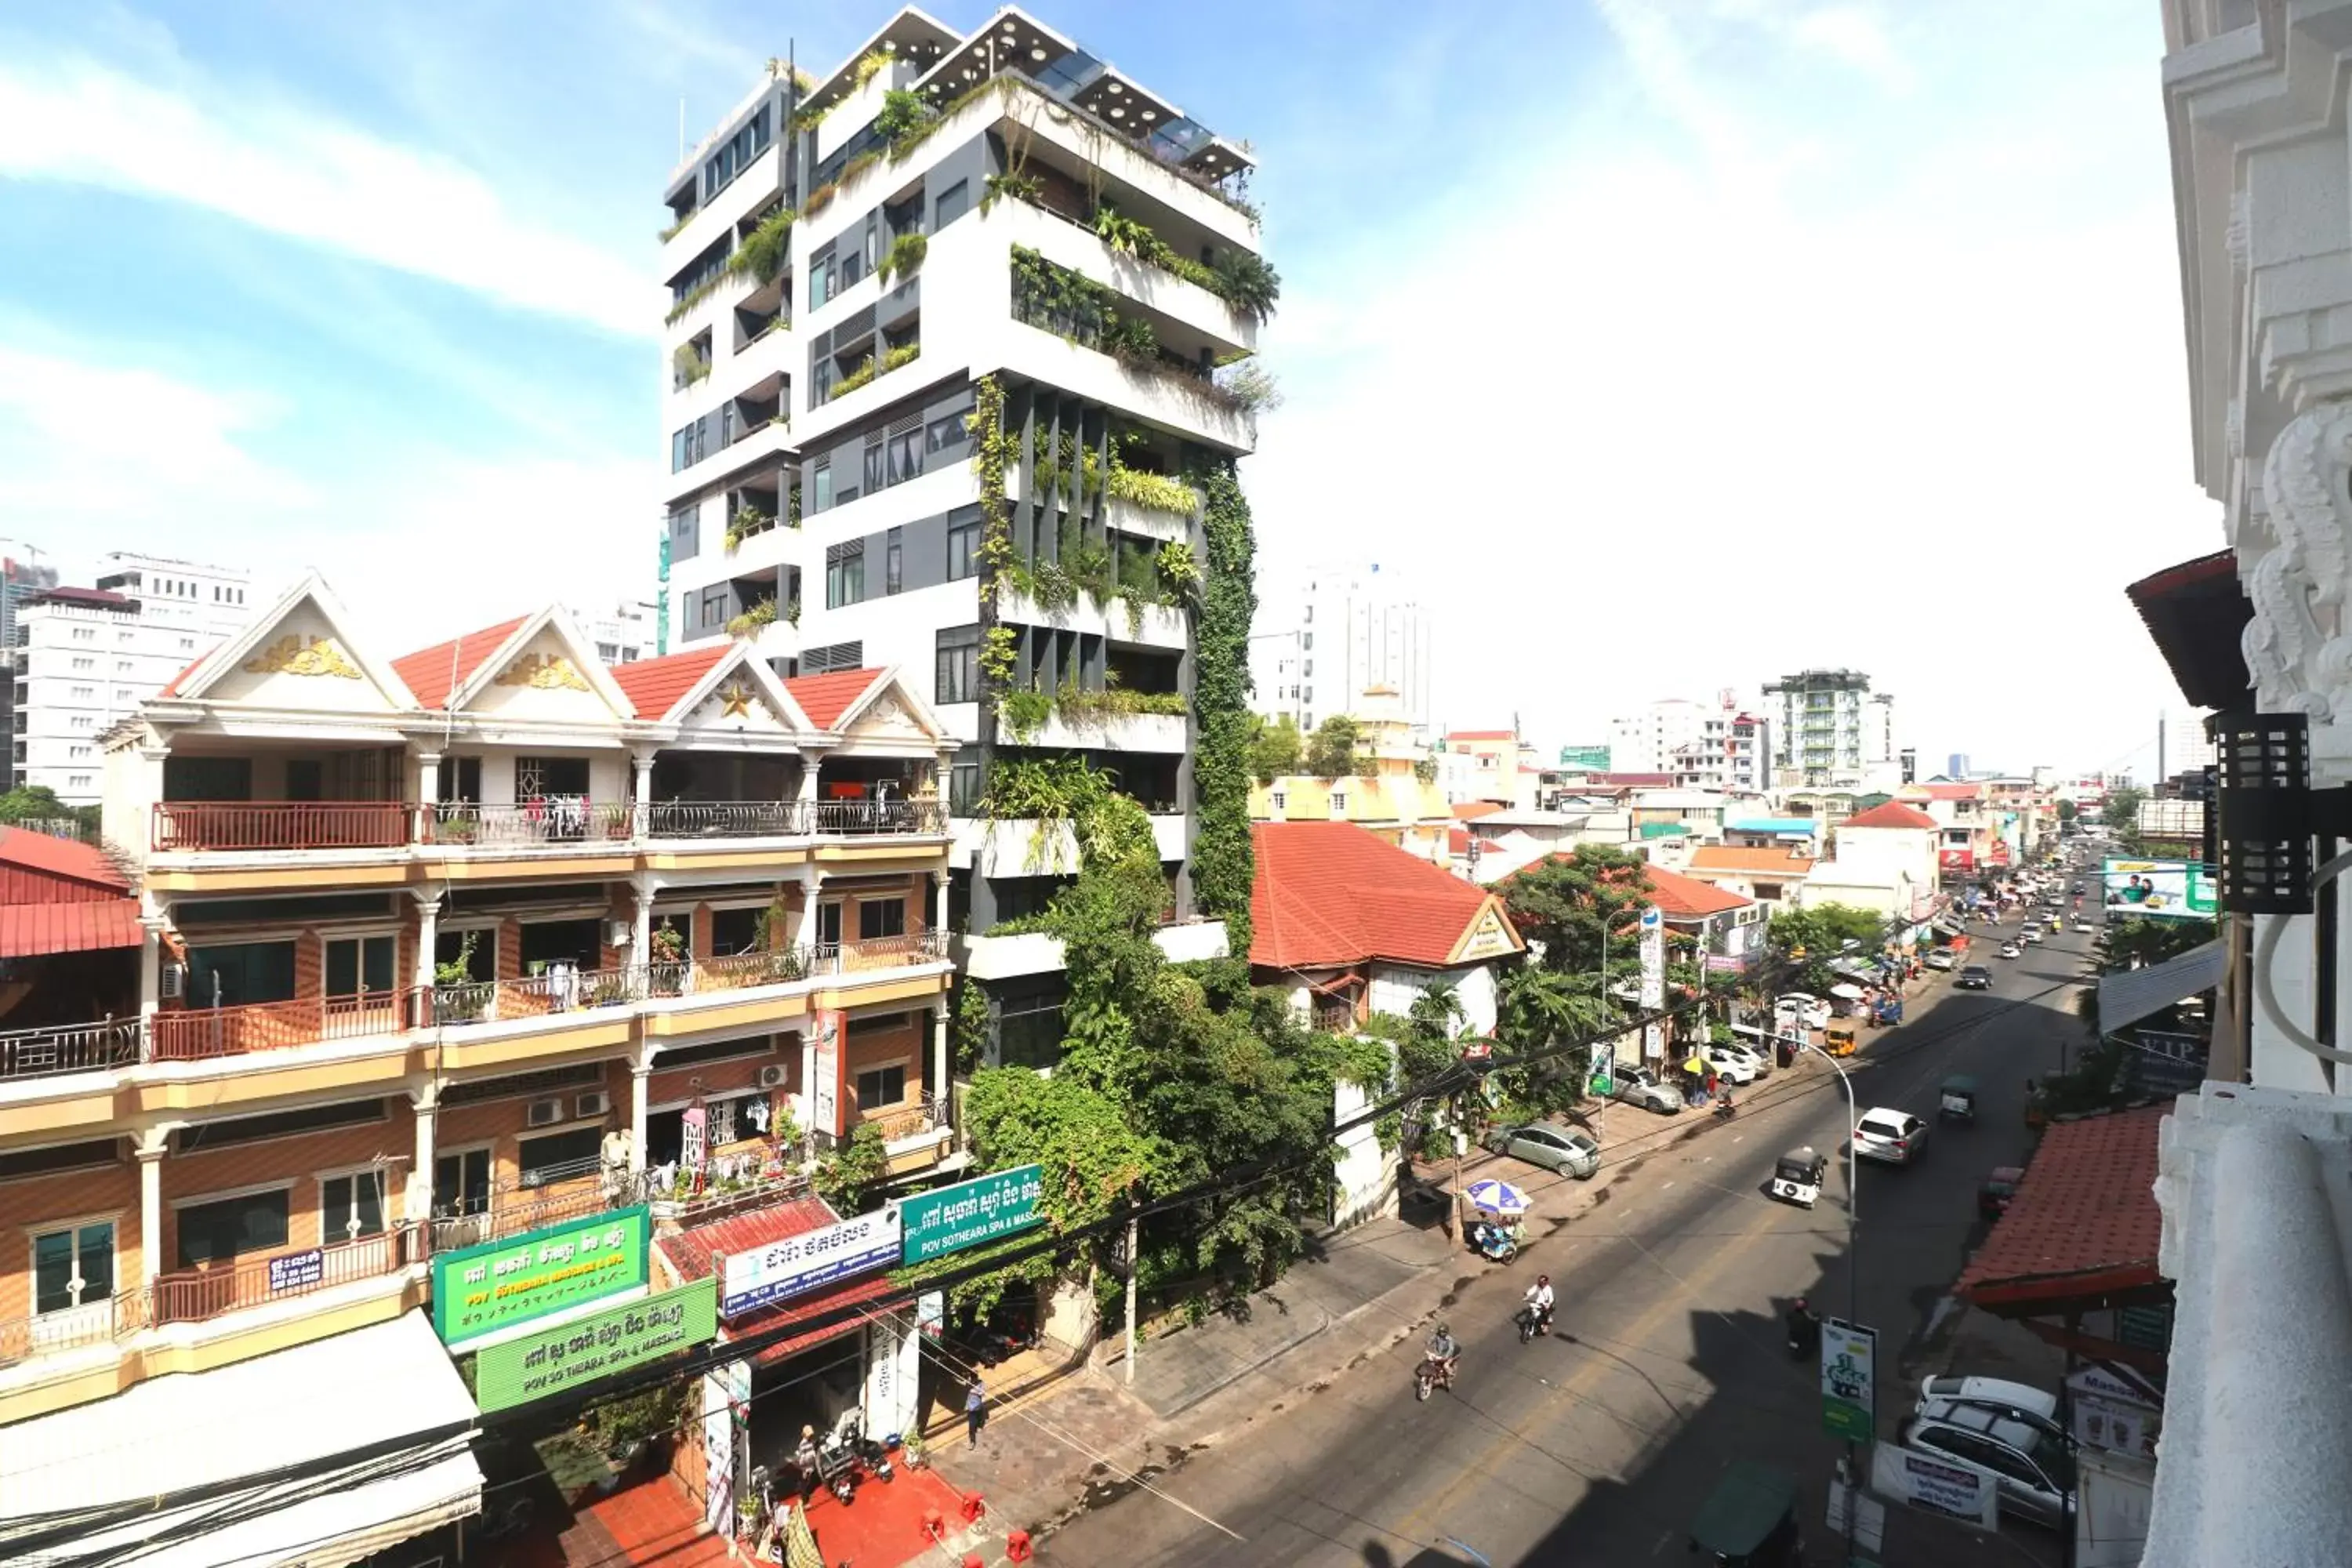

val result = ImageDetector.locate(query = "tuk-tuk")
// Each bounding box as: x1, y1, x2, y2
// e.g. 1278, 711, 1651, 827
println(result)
1939, 1074, 1978, 1123
1824, 1019, 1860, 1057
1769, 1146, 1825, 1209
1979, 1164, 2024, 1221
1871, 994, 1904, 1027
1687, 1459, 1804, 1566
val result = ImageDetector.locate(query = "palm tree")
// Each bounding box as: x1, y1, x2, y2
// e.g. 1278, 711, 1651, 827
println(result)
1498, 964, 1610, 1051
1214, 251, 1282, 324
1408, 979, 1466, 1045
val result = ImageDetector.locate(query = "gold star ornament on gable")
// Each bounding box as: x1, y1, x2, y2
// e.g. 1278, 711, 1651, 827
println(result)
719, 681, 754, 719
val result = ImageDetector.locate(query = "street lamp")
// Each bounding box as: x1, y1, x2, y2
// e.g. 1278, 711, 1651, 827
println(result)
1796, 1036, 1862, 1559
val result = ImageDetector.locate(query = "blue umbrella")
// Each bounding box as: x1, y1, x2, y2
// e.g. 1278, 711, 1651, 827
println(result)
1468, 1178, 1530, 1215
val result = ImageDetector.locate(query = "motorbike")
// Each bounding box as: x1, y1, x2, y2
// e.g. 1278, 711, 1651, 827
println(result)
1713, 1097, 1738, 1123
1516, 1302, 1552, 1345
1414, 1349, 1457, 1401
1786, 1310, 1821, 1361
814, 1408, 889, 1503
1470, 1218, 1521, 1263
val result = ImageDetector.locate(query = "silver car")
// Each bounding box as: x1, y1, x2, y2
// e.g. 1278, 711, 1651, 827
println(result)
1486, 1123, 1601, 1179
1900, 1405, 2077, 1527
1853, 1108, 1929, 1165
1610, 1065, 1682, 1114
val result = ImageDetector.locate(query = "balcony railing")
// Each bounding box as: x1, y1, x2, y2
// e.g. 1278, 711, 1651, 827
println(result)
866, 1091, 942, 1144
151, 1225, 426, 1327
152, 800, 412, 852
0, 1017, 144, 1080
811, 798, 945, 836
646, 946, 815, 997
151, 990, 420, 1062
430, 967, 642, 1025
0, 1287, 150, 1367
426, 800, 634, 847
647, 800, 810, 839
816, 929, 951, 972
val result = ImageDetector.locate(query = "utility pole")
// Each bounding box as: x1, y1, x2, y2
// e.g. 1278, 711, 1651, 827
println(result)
1123, 1210, 1138, 1386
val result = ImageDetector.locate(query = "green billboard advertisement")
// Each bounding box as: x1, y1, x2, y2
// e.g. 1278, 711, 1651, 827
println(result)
900, 1165, 1045, 1265
473, 1279, 717, 1414
431, 1205, 650, 1350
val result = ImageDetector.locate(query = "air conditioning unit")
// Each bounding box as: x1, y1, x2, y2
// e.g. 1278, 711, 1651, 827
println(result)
607, 920, 632, 948
525, 1096, 565, 1127
575, 1091, 612, 1119
757, 1064, 789, 1090
159, 962, 185, 1000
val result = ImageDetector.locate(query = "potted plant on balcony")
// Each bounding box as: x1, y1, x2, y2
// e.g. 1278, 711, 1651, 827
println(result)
432, 937, 488, 1024
647, 924, 688, 997
432, 808, 478, 845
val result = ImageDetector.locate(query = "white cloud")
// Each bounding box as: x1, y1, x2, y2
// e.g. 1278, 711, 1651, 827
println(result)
1787, 6, 1914, 93
0, 47, 648, 336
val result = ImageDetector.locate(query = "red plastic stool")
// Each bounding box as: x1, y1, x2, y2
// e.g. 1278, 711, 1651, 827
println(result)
960, 1491, 988, 1525
1006, 1528, 1034, 1563
964, 1556, 984, 1568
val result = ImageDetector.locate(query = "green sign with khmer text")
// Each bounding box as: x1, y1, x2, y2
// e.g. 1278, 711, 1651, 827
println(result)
472, 1279, 717, 1414
899, 1165, 1046, 1265
430, 1206, 650, 1350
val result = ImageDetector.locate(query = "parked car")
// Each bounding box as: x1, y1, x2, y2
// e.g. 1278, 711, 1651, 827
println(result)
1611, 1064, 1682, 1115
1775, 993, 1833, 1032
1853, 1108, 1930, 1165
1899, 1405, 2077, 1527
1714, 1037, 1773, 1076
1923, 950, 1957, 971
1955, 965, 1993, 989
1486, 1123, 1601, 1180
1998, 941, 2023, 960
1917, 1375, 2066, 1439
1698, 1044, 1759, 1086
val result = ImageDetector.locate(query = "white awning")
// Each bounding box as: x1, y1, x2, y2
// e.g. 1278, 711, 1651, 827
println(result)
2098, 939, 2223, 1035
0, 1308, 481, 1568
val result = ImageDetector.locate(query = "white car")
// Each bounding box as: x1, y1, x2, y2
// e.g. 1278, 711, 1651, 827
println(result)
2021, 927, 2044, 945
1699, 1044, 1759, 1085
1922, 950, 1956, 971
1774, 993, 1832, 1032
1853, 1108, 1929, 1165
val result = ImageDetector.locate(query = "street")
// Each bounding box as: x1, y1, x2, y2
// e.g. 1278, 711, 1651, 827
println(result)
1039, 908, 2098, 1567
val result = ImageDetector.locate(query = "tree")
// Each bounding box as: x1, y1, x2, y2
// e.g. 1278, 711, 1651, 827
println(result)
1248, 713, 1302, 782
1766, 903, 1889, 995
1497, 844, 1653, 981
2100, 916, 2216, 974
2056, 799, 2078, 823
1304, 715, 1367, 779
812, 1121, 890, 1214
2104, 786, 2145, 835
0, 786, 96, 835
1496, 963, 1610, 1051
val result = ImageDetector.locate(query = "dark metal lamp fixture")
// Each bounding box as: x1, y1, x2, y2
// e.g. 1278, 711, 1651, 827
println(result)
2207, 710, 2317, 913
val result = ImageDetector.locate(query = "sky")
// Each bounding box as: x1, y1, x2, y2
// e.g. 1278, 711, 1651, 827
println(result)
0, 0, 2216, 779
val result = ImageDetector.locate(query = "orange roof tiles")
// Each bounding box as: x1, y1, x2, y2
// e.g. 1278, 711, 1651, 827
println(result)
0, 827, 129, 892
0, 900, 140, 956
1452, 802, 1504, 821
1956, 1105, 2168, 1307
1251, 821, 1519, 970
392, 617, 529, 710
1842, 801, 1937, 830
1922, 782, 1983, 800
609, 644, 731, 720
1446, 730, 1514, 742
655, 1194, 907, 1367
157, 645, 219, 699
785, 667, 888, 729
1687, 845, 1816, 876
1639, 861, 1754, 919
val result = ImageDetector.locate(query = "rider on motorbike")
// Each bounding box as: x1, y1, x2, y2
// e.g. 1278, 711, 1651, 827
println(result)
1426, 1322, 1460, 1385
1524, 1276, 1555, 1334
1786, 1296, 1821, 1355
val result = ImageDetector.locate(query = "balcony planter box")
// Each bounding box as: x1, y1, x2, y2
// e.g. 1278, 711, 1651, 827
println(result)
434, 993, 489, 1025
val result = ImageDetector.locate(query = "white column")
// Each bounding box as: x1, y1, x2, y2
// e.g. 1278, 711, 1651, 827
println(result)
931, 1005, 949, 1122
797, 747, 827, 816
412, 893, 441, 997
408, 1089, 437, 1223
630, 747, 656, 838
136, 1133, 167, 1289
932, 871, 949, 942
630, 1058, 652, 1174
632, 874, 656, 965
416, 751, 441, 808
137, 909, 167, 1025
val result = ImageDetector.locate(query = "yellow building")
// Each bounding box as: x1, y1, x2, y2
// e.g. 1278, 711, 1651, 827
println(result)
1250, 685, 1452, 863
0, 575, 960, 1466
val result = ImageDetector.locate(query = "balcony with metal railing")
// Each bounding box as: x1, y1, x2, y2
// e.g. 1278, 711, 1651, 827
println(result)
151, 800, 412, 852
150, 990, 420, 1063
150, 795, 949, 858
0, 1017, 143, 1082
424, 800, 636, 847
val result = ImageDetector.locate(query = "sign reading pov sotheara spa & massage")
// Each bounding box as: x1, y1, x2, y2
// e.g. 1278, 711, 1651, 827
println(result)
720, 1203, 901, 1318
900, 1165, 1046, 1265
472, 1278, 717, 1414
432, 1206, 651, 1350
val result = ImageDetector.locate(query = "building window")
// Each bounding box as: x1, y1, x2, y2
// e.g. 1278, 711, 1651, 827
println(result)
32, 1220, 114, 1315
809, 252, 834, 310
950, 762, 981, 815
321, 1170, 387, 1242
826, 544, 866, 608
1330, 790, 1347, 815
934, 179, 969, 228
946, 510, 981, 580
1270, 790, 1286, 811
175, 1187, 291, 1269
855, 1063, 908, 1108
812, 459, 832, 512
858, 898, 906, 940
700, 588, 729, 631
885, 528, 904, 596
1753, 881, 1784, 901
183, 940, 297, 1007
517, 1126, 605, 1187
935, 626, 979, 704
996, 982, 1065, 1070
862, 439, 885, 495
887, 424, 922, 485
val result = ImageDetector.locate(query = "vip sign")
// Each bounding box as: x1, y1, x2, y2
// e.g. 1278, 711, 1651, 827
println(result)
1638, 906, 1664, 1059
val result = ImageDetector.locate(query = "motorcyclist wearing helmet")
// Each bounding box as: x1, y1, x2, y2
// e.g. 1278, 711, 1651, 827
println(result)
1786, 1296, 1821, 1356
1524, 1275, 1555, 1333
1426, 1321, 1460, 1385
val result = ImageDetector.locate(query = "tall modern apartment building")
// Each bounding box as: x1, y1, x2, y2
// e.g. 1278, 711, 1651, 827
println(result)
0, 545, 60, 769
13, 554, 252, 804
659, 7, 1261, 1064
1762, 667, 1896, 786
1249, 563, 1435, 735
1606, 691, 1769, 791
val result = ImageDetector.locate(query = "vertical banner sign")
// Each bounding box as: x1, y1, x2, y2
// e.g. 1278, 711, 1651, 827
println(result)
1638, 906, 1665, 1060
681, 1105, 708, 1190
811, 1007, 846, 1139
701, 1368, 733, 1530
1820, 1316, 1878, 1443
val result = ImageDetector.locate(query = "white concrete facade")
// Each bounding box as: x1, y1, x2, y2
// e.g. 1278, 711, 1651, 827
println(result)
1762, 669, 1895, 785
1250, 562, 1436, 735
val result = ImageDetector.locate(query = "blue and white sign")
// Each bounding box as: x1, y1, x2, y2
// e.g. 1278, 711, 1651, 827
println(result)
718, 1203, 902, 1318
268, 1249, 325, 1293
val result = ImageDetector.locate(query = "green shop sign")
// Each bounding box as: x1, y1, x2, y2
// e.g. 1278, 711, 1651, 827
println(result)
473, 1279, 717, 1414
432, 1205, 650, 1349
900, 1165, 1046, 1265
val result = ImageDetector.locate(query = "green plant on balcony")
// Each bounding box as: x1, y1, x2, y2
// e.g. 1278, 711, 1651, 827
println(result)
882, 340, 922, 374
659, 209, 695, 243
785, 596, 802, 628
978, 625, 1017, 684
1211, 252, 1282, 324
664, 275, 724, 327
877, 88, 936, 151
998, 685, 1053, 742
1103, 314, 1159, 361
981, 172, 1042, 214
850, 48, 891, 89
1106, 465, 1199, 517
725, 206, 797, 285
1093, 207, 1169, 265
1215, 361, 1283, 414
877, 231, 927, 286
728, 597, 779, 637
672, 341, 712, 387
829, 356, 878, 398
1155, 540, 1202, 601
724, 503, 771, 553
1056, 677, 1188, 725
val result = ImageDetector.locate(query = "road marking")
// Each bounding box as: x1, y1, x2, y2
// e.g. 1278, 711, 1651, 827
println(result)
1661, 1181, 1674, 1190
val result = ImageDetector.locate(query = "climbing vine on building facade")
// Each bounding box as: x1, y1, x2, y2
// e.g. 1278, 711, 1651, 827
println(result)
1192, 462, 1258, 956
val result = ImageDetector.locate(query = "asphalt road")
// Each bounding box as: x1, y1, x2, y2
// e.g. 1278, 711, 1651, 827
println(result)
1040, 892, 2100, 1568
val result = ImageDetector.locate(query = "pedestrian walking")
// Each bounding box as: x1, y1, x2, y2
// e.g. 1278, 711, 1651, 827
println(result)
793, 1425, 820, 1505
965, 1376, 987, 1449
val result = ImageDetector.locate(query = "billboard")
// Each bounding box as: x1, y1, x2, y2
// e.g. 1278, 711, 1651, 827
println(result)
431, 1206, 650, 1350
719, 1203, 902, 1317
473, 1279, 717, 1414
2102, 858, 2217, 920
900, 1165, 1046, 1265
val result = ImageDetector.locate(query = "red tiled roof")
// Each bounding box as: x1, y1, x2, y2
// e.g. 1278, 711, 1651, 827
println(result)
1251, 821, 1520, 969
739, 1273, 909, 1367
0, 899, 140, 956
1956, 1105, 2168, 1308
1639, 861, 1753, 919
1592, 772, 1675, 787
657, 1195, 839, 1286
1447, 826, 1472, 856
391, 616, 530, 710
1446, 730, 1513, 742
1842, 801, 1936, 830
609, 644, 731, 720
1452, 802, 1504, 821
34, 586, 131, 609
785, 668, 889, 730
0, 828, 129, 892
1921, 783, 1983, 800
1687, 845, 1816, 875
157, 644, 220, 699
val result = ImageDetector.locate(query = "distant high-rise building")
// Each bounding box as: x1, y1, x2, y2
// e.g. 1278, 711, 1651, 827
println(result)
1762, 668, 1896, 785
0, 546, 61, 773
572, 600, 657, 667
1251, 563, 1434, 735
2158, 707, 2216, 779
1947, 752, 1971, 779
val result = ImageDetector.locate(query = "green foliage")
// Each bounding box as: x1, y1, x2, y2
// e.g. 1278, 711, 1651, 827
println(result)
726, 598, 778, 637
1211, 251, 1282, 324
2056, 799, 2078, 822
1414, 756, 1438, 785
1249, 713, 1303, 783
875, 88, 934, 146
2099, 916, 2217, 975
0, 786, 97, 835
802, 179, 839, 214
672, 341, 711, 386
1305, 716, 1373, 779
997, 685, 1052, 741
723, 503, 771, 553
978, 626, 1017, 684
432, 934, 479, 989
664, 275, 723, 326
1498, 845, 1655, 979
1055, 679, 1187, 724
724, 207, 796, 285
1766, 903, 1888, 994
830, 343, 917, 400
850, 49, 891, 89
2104, 786, 2145, 835
658, 209, 694, 243
1103, 314, 1160, 360
813, 1120, 890, 1214
1106, 465, 1200, 517
877, 230, 927, 285
981, 172, 1042, 214
1216, 361, 1283, 413
953, 978, 990, 1075
1154, 540, 1202, 600
1193, 463, 1258, 954
1496, 963, 1611, 1054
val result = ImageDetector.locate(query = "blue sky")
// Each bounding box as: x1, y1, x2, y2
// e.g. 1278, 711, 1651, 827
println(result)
0, 1, 2212, 775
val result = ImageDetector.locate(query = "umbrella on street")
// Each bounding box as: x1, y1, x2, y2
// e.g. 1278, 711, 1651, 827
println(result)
1829, 982, 1867, 1000
1467, 1178, 1530, 1215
